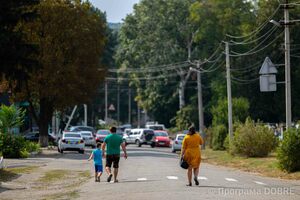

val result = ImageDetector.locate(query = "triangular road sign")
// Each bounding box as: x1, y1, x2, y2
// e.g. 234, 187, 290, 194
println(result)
259, 57, 278, 74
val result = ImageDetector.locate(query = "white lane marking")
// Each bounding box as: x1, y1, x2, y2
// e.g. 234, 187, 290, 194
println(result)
254, 181, 267, 185
225, 178, 238, 182
137, 178, 147, 181
167, 176, 178, 180
198, 176, 208, 180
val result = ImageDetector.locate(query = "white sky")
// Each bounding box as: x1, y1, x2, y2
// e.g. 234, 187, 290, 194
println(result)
88, 0, 140, 23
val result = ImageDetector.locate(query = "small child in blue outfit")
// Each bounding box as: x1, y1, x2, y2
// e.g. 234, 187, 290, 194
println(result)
88, 143, 103, 182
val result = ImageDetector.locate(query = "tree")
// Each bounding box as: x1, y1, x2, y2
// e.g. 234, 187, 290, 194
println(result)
0, 0, 39, 82
0, 105, 25, 134
13, 0, 107, 146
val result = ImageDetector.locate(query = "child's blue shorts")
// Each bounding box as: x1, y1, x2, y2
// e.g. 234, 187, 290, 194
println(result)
94, 165, 103, 173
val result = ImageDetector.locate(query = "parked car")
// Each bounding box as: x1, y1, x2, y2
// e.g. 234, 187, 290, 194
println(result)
23, 131, 57, 144
95, 129, 110, 143
80, 131, 96, 148
171, 134, 185, 153
123, 128, 155, 147
58, 132, 85, 154
69, 126, 96, 136
145, 123, 166, 131
153, 130, 171, 147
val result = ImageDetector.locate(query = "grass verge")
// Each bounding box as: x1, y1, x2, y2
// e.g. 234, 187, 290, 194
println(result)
202, 148, 300, 180
0, 166, 39, 182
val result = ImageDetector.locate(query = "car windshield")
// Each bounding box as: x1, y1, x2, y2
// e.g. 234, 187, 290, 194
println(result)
148, 126, 164, 130
155, 132, 168, 137
65, 134, 81, 138
79, 127, 95, 132
97, 130, 110, 135
81, 133, 92, 136
177, 136, 185, 140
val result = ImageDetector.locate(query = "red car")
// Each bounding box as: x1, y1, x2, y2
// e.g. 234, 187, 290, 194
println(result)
95, 129, 110, 143
154, 130, 171, 147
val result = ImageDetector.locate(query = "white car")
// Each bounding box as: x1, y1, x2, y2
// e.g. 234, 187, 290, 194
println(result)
123, 128, 155, 147
171, 134, 185, 153
58, 132, 85, 154
80, 131, 96, 148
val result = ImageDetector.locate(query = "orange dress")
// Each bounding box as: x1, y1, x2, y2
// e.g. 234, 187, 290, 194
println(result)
182, 133, 203, 168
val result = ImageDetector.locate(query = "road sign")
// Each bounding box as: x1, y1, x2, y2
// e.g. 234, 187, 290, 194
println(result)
260, 75, 277, 92
259, 57, 278, 74
108, 104, 115, 111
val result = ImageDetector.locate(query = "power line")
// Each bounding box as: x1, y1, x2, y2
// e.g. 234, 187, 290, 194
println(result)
226, 5, 281, 39
228, 31, 284, 57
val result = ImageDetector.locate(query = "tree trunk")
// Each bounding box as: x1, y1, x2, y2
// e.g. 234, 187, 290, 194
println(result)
38, 98, 53, 147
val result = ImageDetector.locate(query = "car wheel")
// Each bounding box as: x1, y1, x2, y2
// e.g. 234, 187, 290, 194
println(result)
136, 140, 142, 147
172, 148, 176, 153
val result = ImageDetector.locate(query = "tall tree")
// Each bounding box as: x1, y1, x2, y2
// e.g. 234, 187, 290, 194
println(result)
14, 0, 107, 146
0, 0, 39, 84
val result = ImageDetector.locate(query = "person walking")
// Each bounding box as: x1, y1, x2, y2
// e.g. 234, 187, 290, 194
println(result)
88, 143, 103, 182
181, 125, 204, 186
102, 126, 127, 183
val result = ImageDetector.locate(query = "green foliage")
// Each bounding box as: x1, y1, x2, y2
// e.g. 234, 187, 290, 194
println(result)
171, 105, 197, 131
0, 134, 28, 158
0, 105, 25, 134
230, 118, 277, 157
25, 141, 41, 153
277, 128, 300, 172
212, 124, 227, 150
211, 97, 249, 126
204, 127, 214, 149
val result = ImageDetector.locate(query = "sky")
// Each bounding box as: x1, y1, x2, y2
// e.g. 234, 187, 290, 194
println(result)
88, 0, 140, 23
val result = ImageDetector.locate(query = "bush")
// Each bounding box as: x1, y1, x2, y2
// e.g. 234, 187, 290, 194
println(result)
230, 118, 277, 157
277, 128, 300, 172
212, 124, 227, 150
0, 134, 29, 158
25, 141, 41, 153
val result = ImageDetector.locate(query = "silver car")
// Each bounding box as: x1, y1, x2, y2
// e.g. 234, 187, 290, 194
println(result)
80, 131, 96, 148
171, 134, 185, 153
58, 132, 85, 154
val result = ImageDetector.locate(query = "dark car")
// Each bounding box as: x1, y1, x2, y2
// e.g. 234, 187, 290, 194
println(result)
24, 131, 57, 144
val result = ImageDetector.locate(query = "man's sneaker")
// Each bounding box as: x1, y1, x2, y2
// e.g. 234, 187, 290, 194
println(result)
107, 174, 113, 182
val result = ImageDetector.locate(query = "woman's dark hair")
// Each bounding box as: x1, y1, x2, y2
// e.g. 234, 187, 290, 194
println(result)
188, 125, 196, 135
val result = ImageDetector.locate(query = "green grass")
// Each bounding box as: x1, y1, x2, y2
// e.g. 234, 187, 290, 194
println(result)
0, 166, 39, 182
42, 190, 79, 200
202, 148, 300, 180
38, 169, 70, 183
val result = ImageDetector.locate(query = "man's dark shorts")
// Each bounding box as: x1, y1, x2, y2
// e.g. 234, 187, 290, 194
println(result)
106, 154, 120, 168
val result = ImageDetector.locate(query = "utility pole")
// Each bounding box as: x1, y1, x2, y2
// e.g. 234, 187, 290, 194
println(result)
83, 104, 87, 126
117, 84, 120, 125
225, 42, 233, 139
196, 61, 205, 149
128, 88, 131, 124
137, 104, 140, 128
284, 0, 292, 129
105, 81, 108, 122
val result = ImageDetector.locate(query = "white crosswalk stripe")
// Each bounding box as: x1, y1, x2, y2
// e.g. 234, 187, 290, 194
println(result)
167, 176, 178, 180
198, 176, 208, 180
137, 178, 147, 181
225, 178, 238, 182
254, 181, 267, 185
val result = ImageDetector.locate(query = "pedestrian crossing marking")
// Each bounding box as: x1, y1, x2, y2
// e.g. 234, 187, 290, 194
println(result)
254, 181, 266, 185
198, 176, 208, 180
225, 178, 238, 182
167, 176, 178, 180
137, 178, 147, 181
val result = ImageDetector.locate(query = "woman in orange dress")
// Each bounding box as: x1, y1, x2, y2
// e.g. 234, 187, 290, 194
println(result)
181, 126, 204, 186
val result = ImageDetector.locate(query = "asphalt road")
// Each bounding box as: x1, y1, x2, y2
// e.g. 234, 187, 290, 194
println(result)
1, 145, 299, 200
79, 145, 300, 200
